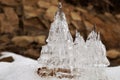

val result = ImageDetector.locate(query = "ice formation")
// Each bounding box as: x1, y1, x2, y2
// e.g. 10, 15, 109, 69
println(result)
38, 2, 110, 80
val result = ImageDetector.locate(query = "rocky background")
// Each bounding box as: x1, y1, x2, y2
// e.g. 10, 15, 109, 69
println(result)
0, 0, 120, 66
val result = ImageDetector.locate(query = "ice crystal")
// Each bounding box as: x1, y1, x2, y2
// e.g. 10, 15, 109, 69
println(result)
38, 2, 110, 80
38, 2, 73, 69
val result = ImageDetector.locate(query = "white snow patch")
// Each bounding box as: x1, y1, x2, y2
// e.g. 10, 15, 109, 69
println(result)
0, 52, 120, 80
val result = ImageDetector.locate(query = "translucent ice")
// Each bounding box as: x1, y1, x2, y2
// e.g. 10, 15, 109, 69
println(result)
38, 2, 73, 69
38, 2, 110, 80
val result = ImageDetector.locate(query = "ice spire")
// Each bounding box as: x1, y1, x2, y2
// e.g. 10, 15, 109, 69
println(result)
37, 2, 111, 79
46, 2, 73, 43
73, 31, 86, 67
85, 26, 98, 66
38, 2, 73, 69
85, 25, 110, 67
74, 30, 85, 45
96, 32, 110, 66
86, 25, 97, 41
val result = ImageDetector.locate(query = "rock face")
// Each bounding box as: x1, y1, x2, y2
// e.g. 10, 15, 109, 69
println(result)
107, 50, 120, 59
0, 56, 14, 62
0, 0, 120, 66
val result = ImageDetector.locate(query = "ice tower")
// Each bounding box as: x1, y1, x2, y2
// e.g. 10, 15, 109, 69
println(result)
38, 2, 73, 69
37, 2, 111, 80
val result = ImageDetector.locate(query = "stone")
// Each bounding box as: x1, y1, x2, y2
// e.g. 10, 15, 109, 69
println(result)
75, 7, 87, 13
115, 14, 120, 19
0, 14, 15, 33
34, 36, 46, 44
0, 35, 11, 43
90, 16, 104, 25
104, 12, 113, 17
71, 21, 79, 29
87, 4, 94, 11
12, 36, 46, 47
0, 0, 18, 6
50, 0, 58, 5
23, 0, 39, 6
0, 14, 4, 32
24, 48, 40, 59
70, 12, 81, 21
107, 49, 120, 59
110, 58, 120, 66
37, 1, 51, 9
24, 6, 34, 18
4, 7, 19, 25
24, 6, 44, 19
24, 18, 46, 35
0, 56, 14, 62
104, 12, 117, 23
45, 6, 58, 21
1, 23, 14, 33
83, 20, 93, 31
12, 36, 34, 47
37, 67, 73, 79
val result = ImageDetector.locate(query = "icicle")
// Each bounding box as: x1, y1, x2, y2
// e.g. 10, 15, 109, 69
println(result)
74, 30, 85, 45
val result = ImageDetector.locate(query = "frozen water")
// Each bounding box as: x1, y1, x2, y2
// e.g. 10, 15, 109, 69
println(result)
0, 52, 118, 80
38, 2, 73, 69
85, 30, 110, 67
37, 2, 111, 80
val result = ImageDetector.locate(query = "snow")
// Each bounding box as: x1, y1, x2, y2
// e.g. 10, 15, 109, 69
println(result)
0, 52, 120, 80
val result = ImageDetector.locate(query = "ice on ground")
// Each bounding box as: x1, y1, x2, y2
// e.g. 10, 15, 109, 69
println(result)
0, 52, 120, 80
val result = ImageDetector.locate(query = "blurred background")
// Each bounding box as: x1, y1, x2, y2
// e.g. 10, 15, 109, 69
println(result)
0, 0, 120, 66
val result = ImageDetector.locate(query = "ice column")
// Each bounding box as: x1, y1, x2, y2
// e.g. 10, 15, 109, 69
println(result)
38, 2, 73, 69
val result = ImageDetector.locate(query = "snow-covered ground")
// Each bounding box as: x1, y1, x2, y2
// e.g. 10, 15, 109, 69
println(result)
0, 52, 120, 80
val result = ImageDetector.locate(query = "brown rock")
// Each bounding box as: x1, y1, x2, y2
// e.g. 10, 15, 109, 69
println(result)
45, 6, 58, 21
107, 49, 120, 59
0, 0, 18, 6
110, 58, 120, 66
24, 6, 35, 18
24, 6, 44, 19
115, 14, 120, 19
90, 17, 104, 25
104, 12, 113, 18
0, 14, 15, 33
104, 12, 117, 23
24, 18, 46, 35
24, 48, 40, 59
4, 7, 19, 25
0, 35, 10, 43
70, 12, 81, 21
83, 20, 93, 31
12, 36, 34, 47
37, 67, 73, 79
71, 21, 79, 30
12, 35, 46, 47
1, 22, 17, 33
0, 13, 4, 20
0, 56, 14, 62
75, 7, 87, 13
37, 1, 51, 9
23, 0, 39, 6
35, 36, 46, 44
50, 0, 58, 5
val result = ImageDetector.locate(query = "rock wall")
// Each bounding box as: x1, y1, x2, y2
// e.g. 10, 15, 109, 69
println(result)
0, 0, 120, 66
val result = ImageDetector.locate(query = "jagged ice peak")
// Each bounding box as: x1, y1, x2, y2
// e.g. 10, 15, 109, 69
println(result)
37, 2, 110, 80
